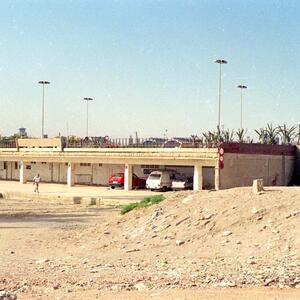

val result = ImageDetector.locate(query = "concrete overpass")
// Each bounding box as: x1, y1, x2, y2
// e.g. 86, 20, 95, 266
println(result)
0, 138, 220, 191
0, 138, 296, 191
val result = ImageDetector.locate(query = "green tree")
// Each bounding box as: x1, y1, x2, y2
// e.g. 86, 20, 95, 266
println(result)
278, 124, 297, 145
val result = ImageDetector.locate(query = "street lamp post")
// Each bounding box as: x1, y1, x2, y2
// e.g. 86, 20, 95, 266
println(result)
38, 81, 50, 138
237, 85, 247, 130
83, 97, 93, 137
214, 59, 228, 128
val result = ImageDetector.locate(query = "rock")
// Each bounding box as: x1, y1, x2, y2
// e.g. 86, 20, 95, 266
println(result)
134, 283, 147, 291
200, 213, 213, 220
219, 281, 236, 288
176, 240, 185, 246
222, 231, 232, 237
288, 262, 298, 267
182, 195, 195, 203
175, 217, 190, 226
35, 258, 49, 264
0, 290, 17, 300
150, 209, 161, 221
251, 208, 258, 214
103, 231, 110, 235
236, 240, 242, 244
53, 283, 60, 290
221, 239, 229, 245
286, 210, 300, 218
0, 291, 17, 300
125, 248, 140, 253
264, 278, 275, 286
247, 259, 256, 265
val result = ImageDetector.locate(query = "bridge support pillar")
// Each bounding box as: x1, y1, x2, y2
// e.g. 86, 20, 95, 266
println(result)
193, 164, 203, 191
19, 161, 26, 184
67, 163, 75, 187
124, 164, 132, 191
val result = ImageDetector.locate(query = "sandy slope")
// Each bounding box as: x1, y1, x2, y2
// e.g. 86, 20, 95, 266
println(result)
0, 187, 299, 299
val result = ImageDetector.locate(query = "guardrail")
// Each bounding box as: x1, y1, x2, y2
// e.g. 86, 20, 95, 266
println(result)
65, 138, 212, 148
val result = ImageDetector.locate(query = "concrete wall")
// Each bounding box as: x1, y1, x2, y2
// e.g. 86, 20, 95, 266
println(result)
0, 161, 19, 180
220, 153, 294, 189
203, 167, 215, 189
293, 146, 300, 184
17, 138, 62, 149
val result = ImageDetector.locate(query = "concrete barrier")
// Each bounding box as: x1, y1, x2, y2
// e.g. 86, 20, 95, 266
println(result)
253, 179, 264, 194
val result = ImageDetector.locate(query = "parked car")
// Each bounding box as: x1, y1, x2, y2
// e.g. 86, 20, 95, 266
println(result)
171, 175, 193, 190
108, 173, 146, 189
146, 170, 177, 191
163, 139, 182, 148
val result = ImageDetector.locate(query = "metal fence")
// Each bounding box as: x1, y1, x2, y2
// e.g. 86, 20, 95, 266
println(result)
65, 137, 211, 148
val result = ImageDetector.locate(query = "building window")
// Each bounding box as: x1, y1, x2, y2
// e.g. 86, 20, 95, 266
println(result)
26, 165, 31, 170
41, 162, 47, 164
3, 162, 7, 170
99, 164, 102, 167
30, 162, 36, 164
14, 162, 18, 170
80, 163, 91, 167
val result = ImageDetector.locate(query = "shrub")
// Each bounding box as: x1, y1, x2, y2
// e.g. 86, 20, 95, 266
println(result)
120, 194, 165, 215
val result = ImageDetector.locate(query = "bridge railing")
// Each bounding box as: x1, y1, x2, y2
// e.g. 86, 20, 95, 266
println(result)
0, 137, 218, 149
64, 137, 214, 149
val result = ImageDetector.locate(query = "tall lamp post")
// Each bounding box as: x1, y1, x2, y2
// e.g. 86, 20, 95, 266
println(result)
237, 85, 247, 130
83, 97, 93, 137
214, 59, 228, 128
38, 81, 50, 138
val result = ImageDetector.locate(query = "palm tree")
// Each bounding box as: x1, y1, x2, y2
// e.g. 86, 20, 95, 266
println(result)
265, 124, 278, 144
222, 128, 234, 142
190, 134, 203, 146
236, 128, 247, 143
278, 124, 297, 145
255, 128, 267, 144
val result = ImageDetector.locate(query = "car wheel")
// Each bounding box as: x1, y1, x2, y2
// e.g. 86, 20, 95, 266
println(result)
162, 186, 167, 192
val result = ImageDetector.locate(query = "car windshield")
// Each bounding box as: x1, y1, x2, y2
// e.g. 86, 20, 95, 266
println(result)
175, 175, 186, 181
112, 173, 123, 178
149, 174, 161, 179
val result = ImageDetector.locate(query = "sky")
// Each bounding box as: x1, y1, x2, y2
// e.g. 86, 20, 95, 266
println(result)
0, 0, 299, 139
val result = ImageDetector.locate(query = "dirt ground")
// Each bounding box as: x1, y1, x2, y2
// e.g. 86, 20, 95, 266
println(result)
0, 187, 300, 299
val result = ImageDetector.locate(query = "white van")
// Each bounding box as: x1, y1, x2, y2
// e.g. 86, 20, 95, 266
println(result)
146, 170, 176, 191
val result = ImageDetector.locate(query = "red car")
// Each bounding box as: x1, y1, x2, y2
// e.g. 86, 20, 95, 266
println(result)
108, 173, 146, 189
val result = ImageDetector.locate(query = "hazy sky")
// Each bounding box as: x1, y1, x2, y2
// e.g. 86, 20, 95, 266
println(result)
0, 0, 299, 138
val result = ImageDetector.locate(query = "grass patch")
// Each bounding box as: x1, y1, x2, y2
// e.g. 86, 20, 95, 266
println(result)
121, 194, 165, 215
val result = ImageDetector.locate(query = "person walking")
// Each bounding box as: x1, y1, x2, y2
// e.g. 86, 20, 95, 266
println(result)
33, 173, 41, 193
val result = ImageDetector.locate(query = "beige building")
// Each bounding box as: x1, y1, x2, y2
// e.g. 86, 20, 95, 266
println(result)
0, 138, 296, 190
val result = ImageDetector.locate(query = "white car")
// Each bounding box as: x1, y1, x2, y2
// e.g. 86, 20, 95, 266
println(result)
146, 170, 176, 191
171, 175, 193, 190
